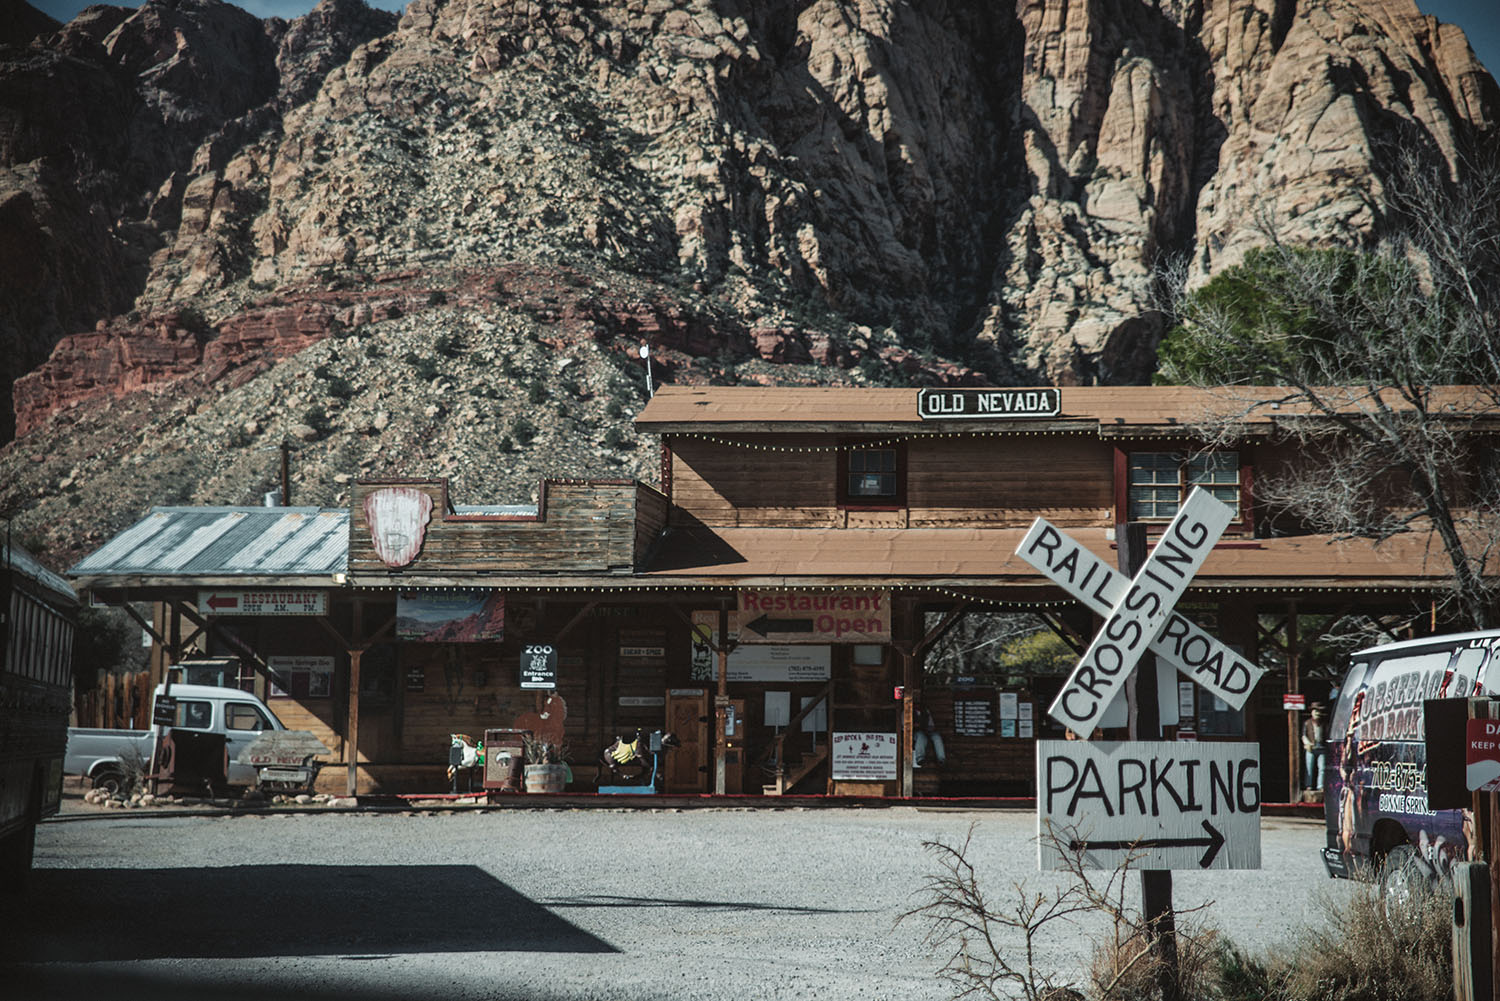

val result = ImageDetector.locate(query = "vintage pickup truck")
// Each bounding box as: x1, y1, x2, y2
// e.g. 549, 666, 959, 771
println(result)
65, 683, 288, 793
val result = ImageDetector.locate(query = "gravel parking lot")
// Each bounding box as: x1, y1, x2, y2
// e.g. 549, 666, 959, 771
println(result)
5, 802, 1347, 1001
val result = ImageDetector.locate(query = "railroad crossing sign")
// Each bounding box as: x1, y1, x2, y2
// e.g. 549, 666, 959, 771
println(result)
1037, 739, 1262, 870
1018, 488, 1266, 871
1016, 517, 1266, 726
1017, 488, 1248, 737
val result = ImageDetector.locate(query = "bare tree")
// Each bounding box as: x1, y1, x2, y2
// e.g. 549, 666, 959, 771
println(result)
901, 823, 1218, 1001
1157, 142, 1500, 629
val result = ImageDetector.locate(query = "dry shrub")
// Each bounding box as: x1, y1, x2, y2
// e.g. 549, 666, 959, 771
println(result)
1277, 884, 1451, 1001
1088, 923, 1226, 1001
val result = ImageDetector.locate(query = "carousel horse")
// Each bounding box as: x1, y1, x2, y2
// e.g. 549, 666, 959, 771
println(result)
598, 728, 680, 785
448, 733, 484, 789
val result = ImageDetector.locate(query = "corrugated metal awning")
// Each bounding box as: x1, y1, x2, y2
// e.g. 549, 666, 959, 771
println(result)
70, 507, 348, 581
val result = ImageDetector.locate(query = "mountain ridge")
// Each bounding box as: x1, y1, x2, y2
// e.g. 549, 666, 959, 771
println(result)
1, 0, 1496, 569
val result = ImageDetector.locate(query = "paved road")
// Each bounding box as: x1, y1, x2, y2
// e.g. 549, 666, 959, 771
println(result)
6, 805, 1347, 1001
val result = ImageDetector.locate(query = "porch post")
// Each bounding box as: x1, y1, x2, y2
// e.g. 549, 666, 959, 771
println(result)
345, 599, 364, 798
1286, 602, 1300, 801
715, 605, 728, 795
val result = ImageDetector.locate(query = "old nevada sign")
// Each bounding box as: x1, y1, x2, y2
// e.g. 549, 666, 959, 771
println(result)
918, 387, 1060, 420
1038, 740, 1261, 870
1028, 488, 1235, 738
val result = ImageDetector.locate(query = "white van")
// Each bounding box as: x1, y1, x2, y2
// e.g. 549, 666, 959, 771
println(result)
1323, 629, 1500, 886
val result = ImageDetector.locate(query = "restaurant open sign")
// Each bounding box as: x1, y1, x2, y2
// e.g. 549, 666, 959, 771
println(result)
736, 590, 890, 643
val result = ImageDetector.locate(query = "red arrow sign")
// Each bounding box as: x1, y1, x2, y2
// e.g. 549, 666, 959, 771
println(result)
206, 595, 239, 610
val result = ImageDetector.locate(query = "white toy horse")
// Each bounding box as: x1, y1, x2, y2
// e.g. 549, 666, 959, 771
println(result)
447, 733, 484, 789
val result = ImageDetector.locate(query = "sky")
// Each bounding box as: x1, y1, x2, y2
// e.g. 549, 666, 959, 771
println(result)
26, 0, 1499, 85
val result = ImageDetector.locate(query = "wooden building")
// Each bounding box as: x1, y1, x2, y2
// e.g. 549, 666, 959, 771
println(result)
68, 386, 1499, 801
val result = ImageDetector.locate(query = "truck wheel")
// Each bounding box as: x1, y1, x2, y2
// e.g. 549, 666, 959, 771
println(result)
91, 768, 127, 797
1377, 845, 1432, 911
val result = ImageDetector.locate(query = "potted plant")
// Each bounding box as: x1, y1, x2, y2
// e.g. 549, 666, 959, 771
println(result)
522, 734, 571, 793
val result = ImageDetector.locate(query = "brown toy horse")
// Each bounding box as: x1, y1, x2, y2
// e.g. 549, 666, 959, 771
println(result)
598, 728, 680, 785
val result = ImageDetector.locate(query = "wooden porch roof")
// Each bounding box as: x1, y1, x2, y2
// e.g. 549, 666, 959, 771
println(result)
639, 524, 1471, 591
634, 385, 1499, 434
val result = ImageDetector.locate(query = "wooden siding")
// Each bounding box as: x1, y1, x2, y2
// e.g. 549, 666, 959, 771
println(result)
633, 484, 670, 564
907, 436, 1114, 527
668, 435, 838, 527
669, 433, 1115, 529
350, 479, 647, 575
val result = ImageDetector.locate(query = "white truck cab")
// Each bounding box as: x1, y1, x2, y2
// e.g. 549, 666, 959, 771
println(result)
66, 683, 287, 791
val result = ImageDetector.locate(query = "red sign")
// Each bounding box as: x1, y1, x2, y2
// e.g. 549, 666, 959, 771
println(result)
1467, 719, 1500, 792
1282, 693, 1306, 711
735, 589, 891, 644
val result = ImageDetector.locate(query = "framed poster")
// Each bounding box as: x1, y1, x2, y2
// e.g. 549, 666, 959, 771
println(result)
267, 655, 335, 700
397, 591, 505, 642
831, 732, 898, 780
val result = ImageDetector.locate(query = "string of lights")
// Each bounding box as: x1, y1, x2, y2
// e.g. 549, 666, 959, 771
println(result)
663, 428, 1098, 452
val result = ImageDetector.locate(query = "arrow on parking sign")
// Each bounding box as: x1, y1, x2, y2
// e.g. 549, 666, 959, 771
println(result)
1069, 819, 1227, 869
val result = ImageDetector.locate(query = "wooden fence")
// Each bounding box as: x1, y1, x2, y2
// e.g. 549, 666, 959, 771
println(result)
73, 671, 153, 729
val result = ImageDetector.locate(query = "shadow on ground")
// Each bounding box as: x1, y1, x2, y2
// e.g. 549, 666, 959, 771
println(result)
4, 864, 616, 964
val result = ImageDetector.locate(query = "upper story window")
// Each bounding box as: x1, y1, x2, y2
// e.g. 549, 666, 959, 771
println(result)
849, 448, 897, 498
1128, 451, 1241, 521
839, 443, 905, 508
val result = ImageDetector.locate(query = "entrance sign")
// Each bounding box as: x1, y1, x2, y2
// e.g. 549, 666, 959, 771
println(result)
198, 590, 327, 616
736, 590, 890, 643
520, 643, 558, 690
1030, 489, 1235, 736
1037, 739, 1261, 870
1467, 719, 1500, 792
831, 732, 898, 780
1016, 518, 1266, 710
918, 387, 1061, 420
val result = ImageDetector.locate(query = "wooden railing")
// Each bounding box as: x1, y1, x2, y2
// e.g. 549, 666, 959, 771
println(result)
752, 681, 833, 795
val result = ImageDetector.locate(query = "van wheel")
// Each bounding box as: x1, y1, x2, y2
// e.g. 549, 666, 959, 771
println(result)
1378, 845, 1433, 910
91, 769, 126, 797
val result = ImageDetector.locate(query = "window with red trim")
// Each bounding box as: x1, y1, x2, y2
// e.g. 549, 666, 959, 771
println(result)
1127, 451, 1242, 521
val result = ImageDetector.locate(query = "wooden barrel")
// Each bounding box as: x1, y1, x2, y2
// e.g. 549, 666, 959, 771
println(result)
523, 764, 568, 794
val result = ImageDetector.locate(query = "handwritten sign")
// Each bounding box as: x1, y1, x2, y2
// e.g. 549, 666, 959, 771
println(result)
1037, 739, 1261, 870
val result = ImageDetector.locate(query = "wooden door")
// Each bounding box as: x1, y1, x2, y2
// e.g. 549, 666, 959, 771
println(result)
664, 688, 709, 793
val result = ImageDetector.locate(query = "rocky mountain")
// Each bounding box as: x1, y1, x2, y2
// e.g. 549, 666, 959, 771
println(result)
0, 0, 1495, 569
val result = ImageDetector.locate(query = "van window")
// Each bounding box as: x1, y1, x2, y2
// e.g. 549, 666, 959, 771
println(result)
226, 703, 270, 731
1450, 646, 1488, 698
1329, 662, 1368, 736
